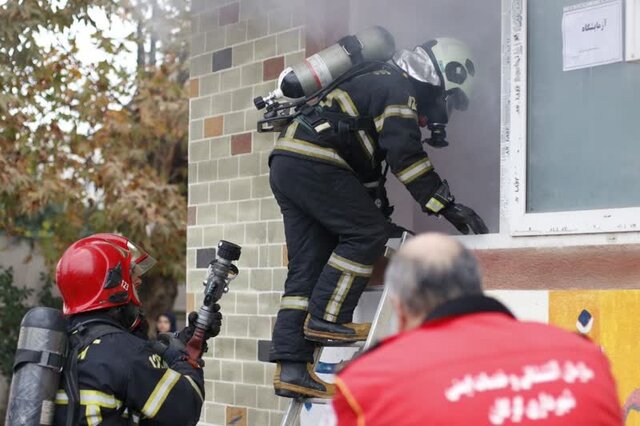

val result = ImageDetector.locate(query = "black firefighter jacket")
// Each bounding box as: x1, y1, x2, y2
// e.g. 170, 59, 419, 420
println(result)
53, 314, 204, 426
270, 66, 446, 214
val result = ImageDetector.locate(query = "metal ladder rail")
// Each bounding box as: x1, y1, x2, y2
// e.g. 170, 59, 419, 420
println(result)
280, 286, 382, 425
280, 233, 409, 426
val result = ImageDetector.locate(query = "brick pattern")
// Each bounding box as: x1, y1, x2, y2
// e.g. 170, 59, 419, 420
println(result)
197, 248, 217, 268
190, 79, 200, 98
204, 116, 224, 138
219, 2, 240, 26
262, 56, 285, 81
212, 47, 233, 72
231, 133, 252, 155
188, 0, 306, 424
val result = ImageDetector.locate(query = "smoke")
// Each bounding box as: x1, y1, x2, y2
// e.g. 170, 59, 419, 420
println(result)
345, 0, 503, 234
271, 0, 501, 232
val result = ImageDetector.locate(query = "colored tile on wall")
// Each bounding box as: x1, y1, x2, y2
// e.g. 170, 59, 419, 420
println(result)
549, 290, 640, 424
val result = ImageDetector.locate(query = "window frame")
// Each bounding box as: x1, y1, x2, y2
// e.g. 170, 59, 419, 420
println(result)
505, 0, 640, 236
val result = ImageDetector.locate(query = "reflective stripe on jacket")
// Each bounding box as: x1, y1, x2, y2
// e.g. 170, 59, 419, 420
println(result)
270, 67, 443, 210
54, 315, 204, 426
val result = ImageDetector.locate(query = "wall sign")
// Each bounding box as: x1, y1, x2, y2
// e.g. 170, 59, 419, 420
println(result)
562, 0, 623, 71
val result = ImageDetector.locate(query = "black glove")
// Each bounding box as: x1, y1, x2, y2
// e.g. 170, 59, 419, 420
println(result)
441, 203, 489, 235
154, 333, 190, 366
176, 304, 222, 347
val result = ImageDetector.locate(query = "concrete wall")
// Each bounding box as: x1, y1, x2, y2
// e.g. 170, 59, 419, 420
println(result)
0, 235, 48, 301
0, 235, 48, 415
187, 0, 309, 424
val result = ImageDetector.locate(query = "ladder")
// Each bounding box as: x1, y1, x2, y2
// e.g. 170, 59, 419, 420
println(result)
280, 232, 410, 426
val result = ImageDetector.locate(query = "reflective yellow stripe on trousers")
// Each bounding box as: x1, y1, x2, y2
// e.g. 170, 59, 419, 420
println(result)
281, 296, 309, 311
327, 253, 374, 277
324, 253, 373, 322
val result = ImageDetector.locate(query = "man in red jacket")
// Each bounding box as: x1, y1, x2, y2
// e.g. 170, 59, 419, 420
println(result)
332, 233, 623, 426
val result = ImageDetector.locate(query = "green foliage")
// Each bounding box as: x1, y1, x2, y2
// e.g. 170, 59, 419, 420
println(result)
0, 267, 63, 382
0, 267, 33, 380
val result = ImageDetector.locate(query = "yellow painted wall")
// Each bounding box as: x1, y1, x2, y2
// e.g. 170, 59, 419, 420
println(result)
549, 290, 640, 425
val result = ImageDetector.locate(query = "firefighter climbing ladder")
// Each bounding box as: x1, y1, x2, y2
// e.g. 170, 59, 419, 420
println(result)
281, 232, 411, 426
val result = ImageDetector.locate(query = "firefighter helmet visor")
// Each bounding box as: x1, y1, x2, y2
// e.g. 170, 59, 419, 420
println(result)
127, 240, 157, 276
392, 47, 442, 87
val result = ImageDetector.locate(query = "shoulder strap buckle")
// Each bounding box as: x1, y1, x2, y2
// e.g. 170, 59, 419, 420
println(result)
299, 104, 332, 134
41, 350, 65, 372
13, 349, 65, 372
338, 35, 365, 64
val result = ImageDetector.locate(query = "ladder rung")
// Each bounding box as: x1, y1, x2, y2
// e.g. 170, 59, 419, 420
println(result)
316, 340, 364, 348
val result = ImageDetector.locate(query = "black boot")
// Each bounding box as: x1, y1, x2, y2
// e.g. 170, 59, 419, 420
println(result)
273, 361, 335, 398
304, 314, 371, 346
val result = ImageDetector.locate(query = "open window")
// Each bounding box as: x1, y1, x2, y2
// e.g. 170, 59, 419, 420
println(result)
508, 0, 640, 236
349, 0, 503, 235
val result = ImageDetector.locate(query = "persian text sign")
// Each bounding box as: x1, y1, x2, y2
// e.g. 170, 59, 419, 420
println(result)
562, 0, 623, 71
444, 360, 595, 425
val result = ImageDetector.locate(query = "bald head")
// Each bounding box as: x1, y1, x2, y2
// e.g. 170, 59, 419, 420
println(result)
398, 233, 465, 271
386, 233, 483, 320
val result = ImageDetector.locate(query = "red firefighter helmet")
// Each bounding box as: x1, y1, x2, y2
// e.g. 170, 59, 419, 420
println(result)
55, 233, 157, 315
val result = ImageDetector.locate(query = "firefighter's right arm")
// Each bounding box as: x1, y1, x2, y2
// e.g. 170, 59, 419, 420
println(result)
126, 343, 204, 425
370, 74, 489, 235
369, 75, 445, 214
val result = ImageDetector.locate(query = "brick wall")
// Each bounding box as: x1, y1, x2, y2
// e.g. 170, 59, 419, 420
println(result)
188, 0, 307, 424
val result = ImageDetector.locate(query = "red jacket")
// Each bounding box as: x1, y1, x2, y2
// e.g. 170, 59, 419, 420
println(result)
333, 296, 622, 426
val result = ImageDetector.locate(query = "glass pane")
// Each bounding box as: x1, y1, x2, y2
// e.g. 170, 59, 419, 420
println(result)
527, 0, 640, 213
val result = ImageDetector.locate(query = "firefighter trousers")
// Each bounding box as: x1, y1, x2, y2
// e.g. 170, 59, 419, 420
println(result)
268, 155, 388, 363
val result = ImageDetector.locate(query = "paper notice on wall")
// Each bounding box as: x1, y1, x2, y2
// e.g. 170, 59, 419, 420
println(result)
562, 0, 623, 71
627, 0, 640, 62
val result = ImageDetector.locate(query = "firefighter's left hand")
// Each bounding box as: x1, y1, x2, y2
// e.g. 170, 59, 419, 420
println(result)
177, 304, 223, 347
441, 203, 489, 235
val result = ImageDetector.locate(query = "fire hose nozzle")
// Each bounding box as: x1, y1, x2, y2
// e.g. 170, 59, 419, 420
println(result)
186, 240, 242, 364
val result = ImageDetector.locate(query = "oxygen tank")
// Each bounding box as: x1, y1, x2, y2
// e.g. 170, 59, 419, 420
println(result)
254, 26, 395, 109
6, 307, 67, 426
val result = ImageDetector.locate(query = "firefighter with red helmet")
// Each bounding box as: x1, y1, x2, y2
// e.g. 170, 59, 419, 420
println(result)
53, 233, 220, 426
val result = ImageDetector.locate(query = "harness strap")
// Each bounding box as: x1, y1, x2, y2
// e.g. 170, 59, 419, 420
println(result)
338, 35, 365, 65
13, 349, 64, 371
64, 320, 126, 426
298, 105, 375, 136
319, 111, 375, 135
